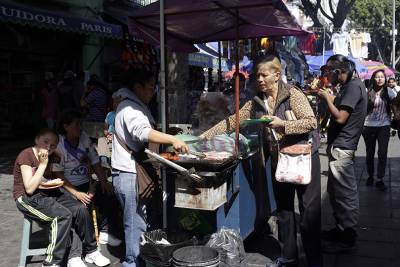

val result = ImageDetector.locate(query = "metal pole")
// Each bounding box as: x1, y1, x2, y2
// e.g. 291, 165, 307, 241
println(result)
160, 0, 166, 133
392, 0, 396, 70
159, 0, 168, 230
234, 8, 240, 154
322, 26, 326, 67
218, 41, 222, 91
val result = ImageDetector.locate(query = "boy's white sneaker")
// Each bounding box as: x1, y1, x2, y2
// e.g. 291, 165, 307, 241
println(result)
84, 250, 110, 266
99, 231, 122, 247
67, 257, 87, 267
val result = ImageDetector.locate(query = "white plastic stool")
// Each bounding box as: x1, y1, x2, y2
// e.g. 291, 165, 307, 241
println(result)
18, 217, 47, 267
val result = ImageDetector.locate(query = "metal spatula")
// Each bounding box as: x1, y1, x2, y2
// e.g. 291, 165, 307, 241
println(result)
144, 149, 206, 184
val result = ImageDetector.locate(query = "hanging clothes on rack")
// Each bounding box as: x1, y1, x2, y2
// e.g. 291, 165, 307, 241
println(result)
361, 32, 372, 59
330, 31, 351, 56
350, 30, 364, 58
298, 33, 317, 55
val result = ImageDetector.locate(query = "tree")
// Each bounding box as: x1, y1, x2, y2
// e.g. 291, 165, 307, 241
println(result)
299, 0, 356, 28
348, 0, 399, 67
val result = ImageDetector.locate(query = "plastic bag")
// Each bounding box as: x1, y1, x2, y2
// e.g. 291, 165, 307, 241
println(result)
206, 228, 246, 267
193, 133, 250, 154
140, 229, 197, 264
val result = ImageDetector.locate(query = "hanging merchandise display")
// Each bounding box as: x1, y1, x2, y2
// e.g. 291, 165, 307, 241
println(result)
298, 33, 317, 55
330, 31, 351, 56
349, 31, 364, 59
361, 32, 372, 59
277, 40, 307, 85
121, 34, 158, 71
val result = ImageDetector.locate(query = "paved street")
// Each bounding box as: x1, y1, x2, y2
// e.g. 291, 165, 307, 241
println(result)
322, 135, 400, 267
1, 135, 400, 267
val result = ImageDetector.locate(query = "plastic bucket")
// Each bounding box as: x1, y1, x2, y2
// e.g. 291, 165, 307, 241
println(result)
172, 246, 220, 267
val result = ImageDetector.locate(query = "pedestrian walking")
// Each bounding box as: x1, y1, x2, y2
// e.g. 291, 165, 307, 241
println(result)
387, 77, 400, 96
111, 68, 189, 267
391, 88, 400, 139
317, 54, 367, 253
363, 70, 396, 191
201, 54, 321, 267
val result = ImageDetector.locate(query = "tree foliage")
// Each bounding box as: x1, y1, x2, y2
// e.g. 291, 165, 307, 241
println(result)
299, 0, 356, 28
348, 0, 399, 66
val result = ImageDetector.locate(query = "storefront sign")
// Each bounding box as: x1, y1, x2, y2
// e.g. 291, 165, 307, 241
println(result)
0, 1, 122, 39
188, 53, 228, 70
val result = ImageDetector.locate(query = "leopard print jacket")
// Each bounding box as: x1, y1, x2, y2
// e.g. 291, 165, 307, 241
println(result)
201, 83, 317, 141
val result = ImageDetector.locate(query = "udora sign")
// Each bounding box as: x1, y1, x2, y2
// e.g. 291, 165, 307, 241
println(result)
0, 2, 122, 38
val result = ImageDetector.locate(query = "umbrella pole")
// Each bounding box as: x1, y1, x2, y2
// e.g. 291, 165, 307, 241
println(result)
322, 26, 326, 67
218, 41, 222, 92
160, 0, 168, 230
235, 8, 240, 154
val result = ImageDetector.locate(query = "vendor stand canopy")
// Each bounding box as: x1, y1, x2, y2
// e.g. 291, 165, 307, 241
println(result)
128, 0, 308, 52
128, 0, 308, 146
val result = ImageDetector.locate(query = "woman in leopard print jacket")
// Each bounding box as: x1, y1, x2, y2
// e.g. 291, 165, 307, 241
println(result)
201, 54, 321, 267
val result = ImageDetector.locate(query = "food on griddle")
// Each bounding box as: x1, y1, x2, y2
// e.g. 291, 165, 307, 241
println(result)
178, 154, 198, 160
203, 151, 233, 161
160, 152, 180, 161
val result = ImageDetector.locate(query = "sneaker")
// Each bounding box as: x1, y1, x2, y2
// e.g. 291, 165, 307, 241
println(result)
84, 250, 110, 267
42, 264, 61, 267
67, 257, 87, 267
267, 257, 298, 267
322, 239, 356, 254
375, 180, 387, 191
99, 231, 122, 246
366, 177, 374, 186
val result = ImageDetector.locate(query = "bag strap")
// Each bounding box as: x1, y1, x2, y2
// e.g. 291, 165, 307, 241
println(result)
114, 96, 155, 160
265, 91, 312, 149
263, 98, 281, 151
114, 131, 144, 161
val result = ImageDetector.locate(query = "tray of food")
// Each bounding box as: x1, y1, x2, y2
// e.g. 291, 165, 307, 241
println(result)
240, 118, 273, 126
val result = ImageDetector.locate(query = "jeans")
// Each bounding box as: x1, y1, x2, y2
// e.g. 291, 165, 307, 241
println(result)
112, 170, 147, 267
327, 146, 359, 230
362, 126, 390, 180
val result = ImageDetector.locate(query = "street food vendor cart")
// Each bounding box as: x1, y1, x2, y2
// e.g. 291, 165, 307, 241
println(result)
129, 0, 308, 238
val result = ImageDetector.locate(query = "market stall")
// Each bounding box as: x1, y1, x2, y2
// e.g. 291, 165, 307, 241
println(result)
306, 50, 370, 77
129, 0, 307, 238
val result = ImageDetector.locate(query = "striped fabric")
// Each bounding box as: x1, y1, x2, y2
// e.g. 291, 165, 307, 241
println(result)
84, 88, 107, 122
364, 94, 391, 127
17, 197, 58, 263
